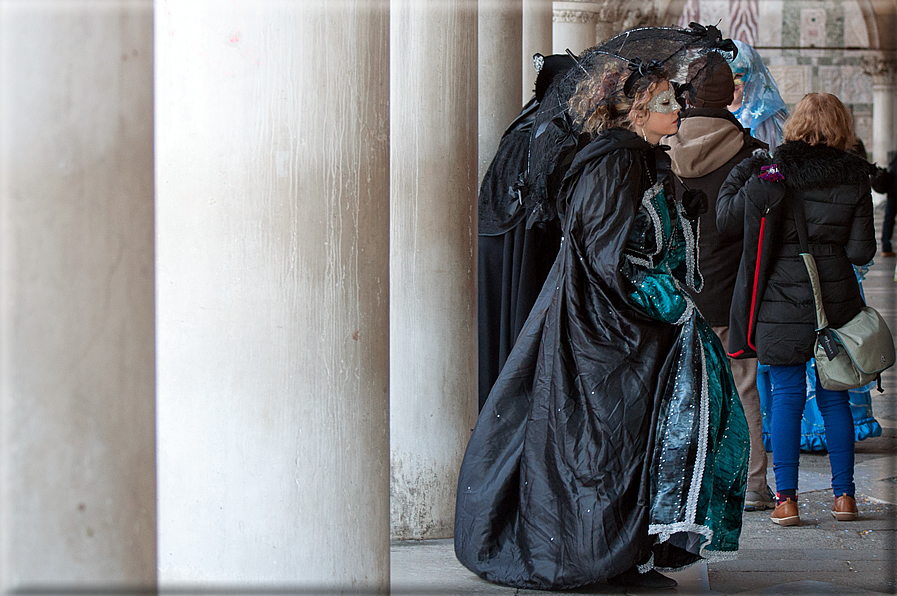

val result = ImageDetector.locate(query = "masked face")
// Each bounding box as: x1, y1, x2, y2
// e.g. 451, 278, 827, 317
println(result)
646, 87, 681, 114
730, 71, 746, 110
638, 81, 681, 144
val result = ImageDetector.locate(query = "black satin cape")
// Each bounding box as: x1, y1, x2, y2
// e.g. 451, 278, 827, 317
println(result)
455, 129, 744, 590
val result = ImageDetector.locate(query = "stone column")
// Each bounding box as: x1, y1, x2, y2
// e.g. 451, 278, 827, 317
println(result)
552, 2, 629, 55
865, 56, 897, 206
552, 1, 599, 54
390, 0, 478, 540
479, 0, 523, 183
0, 1, 156, 591
155, 1, 390, 591
523, 0, 554, 101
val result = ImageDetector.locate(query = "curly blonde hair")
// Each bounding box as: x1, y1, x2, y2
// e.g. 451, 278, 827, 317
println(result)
569, 66, 666, 136
783, 93, 855, 151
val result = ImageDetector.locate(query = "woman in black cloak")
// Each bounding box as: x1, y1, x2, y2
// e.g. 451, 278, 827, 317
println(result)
455, 28, 750, 591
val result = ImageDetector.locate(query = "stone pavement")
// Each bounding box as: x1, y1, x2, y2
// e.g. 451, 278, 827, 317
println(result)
390, 207, 897, 595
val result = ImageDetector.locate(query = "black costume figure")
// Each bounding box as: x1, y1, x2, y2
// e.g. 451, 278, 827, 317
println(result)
455, 126, 749, 590
477, 54, 576, 410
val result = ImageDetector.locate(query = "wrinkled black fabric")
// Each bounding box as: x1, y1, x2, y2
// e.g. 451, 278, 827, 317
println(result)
477, 220, 561, 410
455, 129, 746, 590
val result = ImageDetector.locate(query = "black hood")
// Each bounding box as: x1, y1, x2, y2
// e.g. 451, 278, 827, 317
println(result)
565, 127, 669, 183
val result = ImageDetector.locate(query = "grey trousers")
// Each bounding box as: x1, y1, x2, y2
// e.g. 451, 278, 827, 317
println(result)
713, 325, 768, 493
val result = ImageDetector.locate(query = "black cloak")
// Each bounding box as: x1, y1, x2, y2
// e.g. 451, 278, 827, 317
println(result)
455, 128, 748, 589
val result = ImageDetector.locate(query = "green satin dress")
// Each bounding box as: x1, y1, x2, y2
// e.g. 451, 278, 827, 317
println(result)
625, 182, 750, 565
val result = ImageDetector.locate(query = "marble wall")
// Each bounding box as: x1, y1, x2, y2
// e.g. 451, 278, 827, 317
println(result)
683, 0, 877, 158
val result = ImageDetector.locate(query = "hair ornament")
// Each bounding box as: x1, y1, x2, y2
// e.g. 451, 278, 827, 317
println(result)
623, 58, 663, 97
687, 22, 738, 57
759, 164, 785, 182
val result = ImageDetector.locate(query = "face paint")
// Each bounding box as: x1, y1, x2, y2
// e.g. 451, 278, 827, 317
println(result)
646, 87, 680, 114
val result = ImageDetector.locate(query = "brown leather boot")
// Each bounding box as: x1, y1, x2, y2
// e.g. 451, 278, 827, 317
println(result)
832, 495, 858, 521
771, 497, 800, 526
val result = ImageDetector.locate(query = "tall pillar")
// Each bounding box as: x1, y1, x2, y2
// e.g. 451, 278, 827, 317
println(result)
0, 1, 156, 591
552, 2, 628, 55
523, 0, 554, 101
390, 0, 478, 540
479, 0, 523, 183
155, 1, 390, 591
865, 56, 897, 205
552, 2, 599, 54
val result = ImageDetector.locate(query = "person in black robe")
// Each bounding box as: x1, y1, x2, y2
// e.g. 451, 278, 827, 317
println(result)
477, 53, 577, 410
455, 29, 749, 591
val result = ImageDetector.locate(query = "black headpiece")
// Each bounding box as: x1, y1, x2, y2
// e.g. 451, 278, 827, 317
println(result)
522, 23, 737, 227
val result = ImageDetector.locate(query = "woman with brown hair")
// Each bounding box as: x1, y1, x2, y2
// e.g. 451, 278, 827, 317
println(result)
719, 93, 877, 527
454, 27, 749, 591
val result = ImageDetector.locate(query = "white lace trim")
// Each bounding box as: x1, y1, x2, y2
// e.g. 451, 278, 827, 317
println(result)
637, 553, 655, 574
685, 333, 712, 524
642, 182, 665, 263
624, 253, 652, 269
671, 279, 696, 326
673, 196, 702, 291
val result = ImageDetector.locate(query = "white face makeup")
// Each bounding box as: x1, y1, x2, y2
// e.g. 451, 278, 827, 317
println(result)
646, 87, 681, 114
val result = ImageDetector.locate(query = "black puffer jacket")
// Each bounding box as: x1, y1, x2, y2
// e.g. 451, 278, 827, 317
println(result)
718, 141, 876, 365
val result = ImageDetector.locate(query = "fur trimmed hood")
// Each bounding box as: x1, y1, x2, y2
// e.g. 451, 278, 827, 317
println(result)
774, 141, 876, 190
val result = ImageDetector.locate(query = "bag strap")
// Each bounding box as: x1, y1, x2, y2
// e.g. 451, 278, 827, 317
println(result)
791, 193, 845, 361
790, 193, 829, 331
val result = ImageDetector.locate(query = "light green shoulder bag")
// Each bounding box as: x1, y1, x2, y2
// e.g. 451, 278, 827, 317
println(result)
793, 194, 895, 391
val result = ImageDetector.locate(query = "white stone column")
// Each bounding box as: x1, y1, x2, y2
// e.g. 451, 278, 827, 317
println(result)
523, 0, 554, 101
479, 0, 524, 183
390, 0, 478, 540
155, 0, 390, 591
865, 56, 897, 206
0, 1, 156, 591
552, 2, 599, 55
552, 2, 629, 55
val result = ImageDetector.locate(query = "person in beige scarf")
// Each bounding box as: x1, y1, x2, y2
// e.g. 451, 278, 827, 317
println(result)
665, 52, 773, 511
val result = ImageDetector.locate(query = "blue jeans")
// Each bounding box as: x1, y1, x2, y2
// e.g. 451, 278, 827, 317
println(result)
768, 363, 855, 497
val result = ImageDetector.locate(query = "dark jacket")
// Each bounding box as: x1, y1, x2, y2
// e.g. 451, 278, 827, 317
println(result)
718, 141, 877, 365
665, 108, 766, 326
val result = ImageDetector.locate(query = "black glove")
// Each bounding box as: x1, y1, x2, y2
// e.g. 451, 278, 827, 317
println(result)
871, 166, 892, 194
681, 188, 708, 220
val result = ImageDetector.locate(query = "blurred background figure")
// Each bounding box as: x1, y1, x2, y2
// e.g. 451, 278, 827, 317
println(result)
873, 151, 897, 258
725, 40, 882, 457
727, 39, 788, 151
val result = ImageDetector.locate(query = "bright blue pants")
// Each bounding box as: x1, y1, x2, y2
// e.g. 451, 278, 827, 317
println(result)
768, 363, 855, 497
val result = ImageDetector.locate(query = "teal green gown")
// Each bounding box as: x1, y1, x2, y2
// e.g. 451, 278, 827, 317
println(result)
626, 182, 749, 563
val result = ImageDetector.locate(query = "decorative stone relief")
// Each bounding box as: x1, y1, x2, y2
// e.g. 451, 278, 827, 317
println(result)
551, 2, 626, 25
800, 8, 826, 48
553, 10, 601, 24
818, 66, 873, 104
854, 114, 873, 151
862, 56, 897, 87
767, 64, 812, 104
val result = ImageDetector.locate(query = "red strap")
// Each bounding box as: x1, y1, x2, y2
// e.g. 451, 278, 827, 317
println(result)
746, 216, 766, 352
